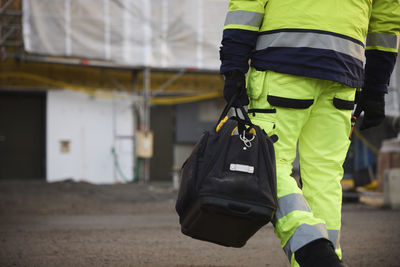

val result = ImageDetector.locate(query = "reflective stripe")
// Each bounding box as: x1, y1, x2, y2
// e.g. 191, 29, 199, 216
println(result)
328, 229, 341, 249
224, 10, 264, 28
275, 193, 311, 220
256, 32, 365, 61
366, 33, 400, 50
284, 231, 341, 262
251, 46, 364, 88
283, 244, 292, 261
283, 223, 329, 259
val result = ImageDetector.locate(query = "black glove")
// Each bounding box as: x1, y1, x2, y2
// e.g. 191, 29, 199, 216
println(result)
354, 90, 385, 130
223, 70, 249, 107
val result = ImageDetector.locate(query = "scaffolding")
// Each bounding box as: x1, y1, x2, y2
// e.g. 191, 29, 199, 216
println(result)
0, 0, 23, 59
0, 0, 223, 183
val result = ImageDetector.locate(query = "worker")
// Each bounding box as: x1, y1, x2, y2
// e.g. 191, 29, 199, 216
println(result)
220, 1, 399, 266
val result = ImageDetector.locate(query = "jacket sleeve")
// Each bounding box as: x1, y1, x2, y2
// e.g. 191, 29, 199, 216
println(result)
220, 0, 268, 74
363, 0, 400, 93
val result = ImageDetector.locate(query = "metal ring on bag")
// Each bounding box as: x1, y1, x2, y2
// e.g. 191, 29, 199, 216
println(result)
240, 130, 255, 148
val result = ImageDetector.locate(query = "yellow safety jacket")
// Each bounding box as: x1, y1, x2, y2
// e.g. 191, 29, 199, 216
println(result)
220, 0, 400, 92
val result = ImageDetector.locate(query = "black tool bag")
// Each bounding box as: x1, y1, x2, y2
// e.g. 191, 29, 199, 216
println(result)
175, 100, 278, 248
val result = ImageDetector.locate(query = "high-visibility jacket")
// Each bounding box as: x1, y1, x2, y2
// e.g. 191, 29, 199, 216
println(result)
220, 0, 400, 92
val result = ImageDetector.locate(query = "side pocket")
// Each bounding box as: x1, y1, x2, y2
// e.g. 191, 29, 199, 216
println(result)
246, 67, 267, 100
332, 89, 356, 140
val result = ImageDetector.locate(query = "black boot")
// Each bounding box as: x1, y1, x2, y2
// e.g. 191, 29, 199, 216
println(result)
295, 238, 345, 267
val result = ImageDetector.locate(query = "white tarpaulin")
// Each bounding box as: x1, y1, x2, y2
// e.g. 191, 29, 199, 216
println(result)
22, 0, 399, 115
22, 0, 228, 70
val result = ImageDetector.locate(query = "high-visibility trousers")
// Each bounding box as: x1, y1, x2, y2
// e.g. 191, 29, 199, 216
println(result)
246, 68, 356, 267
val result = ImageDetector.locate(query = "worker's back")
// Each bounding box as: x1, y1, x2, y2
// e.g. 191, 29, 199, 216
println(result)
219, 2, 399, 265
260, 0, 371, 43
221, 0, 399, 92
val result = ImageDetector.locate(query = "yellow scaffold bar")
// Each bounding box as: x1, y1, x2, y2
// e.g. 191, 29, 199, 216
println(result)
0, 72, 222, 105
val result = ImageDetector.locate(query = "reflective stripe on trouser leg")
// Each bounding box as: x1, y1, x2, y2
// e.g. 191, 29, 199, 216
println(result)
299, 82, 355, 260
328, 229, 341, 250
283, 223, 329, 262
274, 193, 311, 221
246, 69, 332, 266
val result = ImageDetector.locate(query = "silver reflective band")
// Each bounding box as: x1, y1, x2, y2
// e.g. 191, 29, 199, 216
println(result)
275, 193, 311, 220
283, 223, 329, 259
366, 33, 400, 50
256, 32, 365, 61
328, 229, 341, 249
224, 10, 264, 28
230, 163, 254, 174
283, 244, 293, 261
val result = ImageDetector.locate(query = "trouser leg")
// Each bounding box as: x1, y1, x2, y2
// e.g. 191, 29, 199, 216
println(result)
299, 82, 355, 258
246, 69, 332, 266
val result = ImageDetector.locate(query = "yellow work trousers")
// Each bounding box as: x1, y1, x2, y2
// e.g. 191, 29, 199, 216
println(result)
246, 68, 356, 266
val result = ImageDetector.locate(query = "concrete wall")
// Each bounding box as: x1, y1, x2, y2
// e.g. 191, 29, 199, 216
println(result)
47, 90, 134, 184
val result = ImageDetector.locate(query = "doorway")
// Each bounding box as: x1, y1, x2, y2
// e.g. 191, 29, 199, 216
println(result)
0, 91, 46, 179
150, 105, 174, 181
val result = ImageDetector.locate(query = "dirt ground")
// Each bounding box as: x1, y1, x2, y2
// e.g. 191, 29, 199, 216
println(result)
0, 180, 399, 267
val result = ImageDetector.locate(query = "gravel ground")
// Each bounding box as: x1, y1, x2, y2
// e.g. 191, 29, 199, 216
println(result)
0, 180, 399, 267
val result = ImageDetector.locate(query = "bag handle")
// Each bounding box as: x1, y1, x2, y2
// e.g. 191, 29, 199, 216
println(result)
216, 93, 252, 130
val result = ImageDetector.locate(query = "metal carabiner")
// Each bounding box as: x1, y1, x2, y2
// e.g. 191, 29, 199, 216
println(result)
239, 130, 255, 148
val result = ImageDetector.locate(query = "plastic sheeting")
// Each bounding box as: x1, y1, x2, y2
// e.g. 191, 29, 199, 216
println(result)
22, 0, 228, 70
22, 0, 399, 115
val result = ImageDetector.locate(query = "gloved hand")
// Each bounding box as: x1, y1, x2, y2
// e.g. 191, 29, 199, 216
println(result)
223, 70, 249, 107
354, 90, 385, 130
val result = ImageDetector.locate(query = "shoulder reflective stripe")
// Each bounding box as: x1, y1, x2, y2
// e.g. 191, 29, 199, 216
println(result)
328, 229, 341, 250
366, 33, 400, 50
275, 193, 311, 220
283, 223, 329, 258
224, 10, 264, 28
256, 32, 365, 61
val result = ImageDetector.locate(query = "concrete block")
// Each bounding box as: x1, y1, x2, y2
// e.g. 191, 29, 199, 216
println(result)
377, 138, 400, 191
384, 168, 400, 209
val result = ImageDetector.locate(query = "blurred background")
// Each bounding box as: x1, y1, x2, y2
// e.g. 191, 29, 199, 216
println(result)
1, 0, 229, 184
1, 0, 399, 189
0, 1, 400, 266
